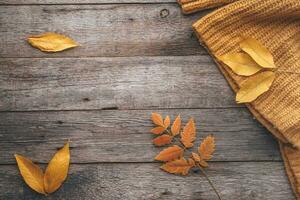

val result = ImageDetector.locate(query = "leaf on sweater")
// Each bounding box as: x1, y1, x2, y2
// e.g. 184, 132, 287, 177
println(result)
151, 113, 165, 127
27, 32, 78, 52
180, 118, 196, 148
171, 115, 181, 136
161, 158, 195, 175
164, 115, 171, 128
151, 127, 166, 135
15, 155, 46, 194
198, 135, 215, 160
153, 135, 173, 146
155, 145, 184, 162
236, 71, 275, 103
240, 37, 276, 69
44, 143, 70, 194
15, 143, 70, 195
219, 52, 262, 76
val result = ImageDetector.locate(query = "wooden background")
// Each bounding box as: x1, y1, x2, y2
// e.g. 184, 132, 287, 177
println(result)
0, 1, 295, 199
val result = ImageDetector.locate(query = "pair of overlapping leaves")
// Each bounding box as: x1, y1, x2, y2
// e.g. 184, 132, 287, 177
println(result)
151, 113, 215, 175
219, 37, 277, 103
15, 143, 70, 195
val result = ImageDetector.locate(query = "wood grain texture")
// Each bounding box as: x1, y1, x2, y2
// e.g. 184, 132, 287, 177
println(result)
0, 4, 206, 58
0, 109, 280, 164
0, 56, 239, 111
0, 162, 294, 200
0, 0, 177, 4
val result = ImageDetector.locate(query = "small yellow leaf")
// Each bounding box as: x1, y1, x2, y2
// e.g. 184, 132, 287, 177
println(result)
27, 32, 78, 52
171, 115, 181, 136
199, 160, 209, 168
155, 145, 184, 162
153, 135, 173, 147
240, 37, 276, 68
151, 113, 164, 127
236, 71, 275, 103
219, 53, 262, 76
151, 127, 166, 135
180, 118, 196, 148
161, 158, 195, 175
44, 143, 70, 194
15, 154, 45, 195
191, 152, 201, 162
164, 115, 170, 128
198, 135, 215, 160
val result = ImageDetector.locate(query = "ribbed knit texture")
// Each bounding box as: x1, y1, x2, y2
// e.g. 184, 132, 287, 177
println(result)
178, 0, 237, 13
178, 0, 300, 198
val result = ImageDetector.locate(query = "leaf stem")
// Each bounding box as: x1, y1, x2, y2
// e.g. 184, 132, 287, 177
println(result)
197, 164, 222, 200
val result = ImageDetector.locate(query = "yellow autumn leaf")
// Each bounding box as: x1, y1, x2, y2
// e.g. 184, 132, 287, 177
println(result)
44, 143, 70, 194
151, 113, 165, 127
240, 37, 276, 69
236, 71, 275, 103
15, 154, 46, 195
171, 115, 181, 136
219, 53, 262, 76
155, 145, 184, 162
153, 135, 173, 147
180, 118, 196, 148
161, 158, 195, 175
151, 126, 166, 135
164, 115, 170, 128
198, 135, 215, 160
27, 32, 78, 52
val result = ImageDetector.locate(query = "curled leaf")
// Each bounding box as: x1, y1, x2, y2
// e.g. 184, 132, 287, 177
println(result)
151, 127, 166, 135
180, 118, 196, 148
171, 115, 181, 136
198, 135, 215, 160
151, 113, 164, 127
15, 154, 45, 195
161, 158, 195, 175
164, 116, 170, 128
240, 37, 276, 68
153, 135, 173, 147
236, 71, 275, 103
155, 145, 184, 162
219, 53, 262, 76
44, 143, 70, 194
27, 32, 78, 52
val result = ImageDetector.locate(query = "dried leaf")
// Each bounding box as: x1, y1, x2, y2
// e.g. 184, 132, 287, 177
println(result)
27, 32, 78, 52
44, 143, 70, 194
219, 53, 262, 76
151, 113, 164, 127
171, 115, 181, 136
240, 37, 276, 69
153, 135, 173, 147
180, 118, 196, 148
151, 127, 166, 135
191, 152, 201, 162
161, 158, 195, 175
155, 145, 184, 162
198, 135, 215, 160
164, 115, 170, 128
236, 71, 275, 103
15, 154, 45, 195
199, 160, 209, 168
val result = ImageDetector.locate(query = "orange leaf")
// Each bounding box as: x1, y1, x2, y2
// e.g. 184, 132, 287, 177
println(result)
180, 118, 196, 148
191, 152, 201, 162
153, 135, 173, 146
171, 115, 181, 136
155, 145, 184, 162
198, 135, 215, 160
161, 158, 195, 175
164, 115, 170, 128
151, 127, 166, 135
15, 154, 46, 195
44, 143, 70, 194
151, 113, 164, 127
199, 160, 209, 168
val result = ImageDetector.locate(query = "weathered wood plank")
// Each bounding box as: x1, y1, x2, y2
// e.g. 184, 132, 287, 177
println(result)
0, 109, 280, 164
1, 0, 177, 4
0, 162, 294, 199
0, 56, 238, 111
0, 4, 206, 58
